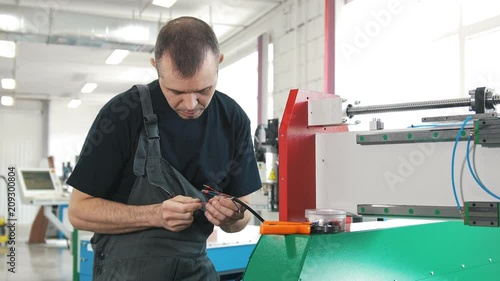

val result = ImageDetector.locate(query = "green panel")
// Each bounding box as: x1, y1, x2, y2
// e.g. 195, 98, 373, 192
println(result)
244, 235, 310, 281
419, 263, 500, 280
300, 222, 500, 281
245, 222, 500, 281
72, 229, 79, 281
299, 221, 500, 281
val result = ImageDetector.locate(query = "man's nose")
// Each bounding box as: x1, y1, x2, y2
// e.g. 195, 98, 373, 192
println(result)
183, 93, 198, 110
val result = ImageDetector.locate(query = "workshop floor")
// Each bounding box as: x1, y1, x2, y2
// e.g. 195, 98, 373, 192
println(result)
0, 224, 73, 281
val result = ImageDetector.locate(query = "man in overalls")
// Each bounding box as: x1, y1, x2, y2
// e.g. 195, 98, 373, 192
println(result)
67, 16, 262, 281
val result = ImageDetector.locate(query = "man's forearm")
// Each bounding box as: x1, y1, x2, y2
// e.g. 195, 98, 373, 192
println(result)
69, 197, 160, 234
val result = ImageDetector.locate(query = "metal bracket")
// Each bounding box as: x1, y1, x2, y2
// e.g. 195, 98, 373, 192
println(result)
357, 204, 462, 219
356, 127, 474, 145
422, 112, 498, 123
464, 202, 499, 227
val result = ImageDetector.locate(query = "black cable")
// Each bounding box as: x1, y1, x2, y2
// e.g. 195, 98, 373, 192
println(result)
202, 187, 266, 223
232, 197, 265, 223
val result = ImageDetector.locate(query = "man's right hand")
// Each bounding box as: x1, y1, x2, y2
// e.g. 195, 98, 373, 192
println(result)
69, 189, 203, 234
156, 195, 203, 232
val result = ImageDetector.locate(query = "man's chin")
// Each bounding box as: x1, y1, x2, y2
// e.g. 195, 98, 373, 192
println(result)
178, 110, 201, 119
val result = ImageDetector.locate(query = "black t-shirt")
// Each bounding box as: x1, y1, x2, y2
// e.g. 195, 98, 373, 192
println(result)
67, 80, 262, 203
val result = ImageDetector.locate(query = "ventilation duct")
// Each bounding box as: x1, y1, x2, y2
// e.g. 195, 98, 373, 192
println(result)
0, 4, 159, 53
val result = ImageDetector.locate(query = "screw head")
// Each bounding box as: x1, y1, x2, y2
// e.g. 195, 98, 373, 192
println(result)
430, 271, 434, 275
461, 264, 465, 268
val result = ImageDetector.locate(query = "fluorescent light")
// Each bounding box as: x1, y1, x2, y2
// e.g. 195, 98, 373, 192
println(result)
106, 49, 130, 65
0, 40, 16, 58
1, 78, 16, 89
80, 83, 97, 94
152, 0, 177, 8
67, 98, 82, 108
0, 15, 21, 31
1, 96, 14, 106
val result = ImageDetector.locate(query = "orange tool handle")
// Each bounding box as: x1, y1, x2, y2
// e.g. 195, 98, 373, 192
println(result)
260, 221, 311, 235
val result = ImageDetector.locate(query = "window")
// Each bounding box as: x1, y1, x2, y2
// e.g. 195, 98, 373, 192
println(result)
336, 0, 500, 130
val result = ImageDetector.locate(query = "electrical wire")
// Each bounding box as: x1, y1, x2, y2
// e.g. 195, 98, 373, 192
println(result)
202, 185, 241, 211
202, 189, 265, 223
409, 122, 473, 129
231, 197, 265, 223
202, 185, 265, 223
466, 135, 500, 200
451, 115, 473, 211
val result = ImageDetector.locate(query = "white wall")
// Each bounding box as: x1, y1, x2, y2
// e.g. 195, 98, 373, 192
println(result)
222, 0, 500, 129
220, 0, 326, 120
0, 98, 104, 224
218, 52, 259, 134
0, 100, 46, 224
336, 0, 500, 130
48, 99, 102, 177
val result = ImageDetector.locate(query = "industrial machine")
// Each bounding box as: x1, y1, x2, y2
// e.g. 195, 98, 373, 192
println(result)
254, 118, 279, 212
243, 87, 500, 280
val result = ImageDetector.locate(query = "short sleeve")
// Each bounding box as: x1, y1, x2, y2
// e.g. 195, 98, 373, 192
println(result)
224, 114, 262, 198
67, 98, 133, 199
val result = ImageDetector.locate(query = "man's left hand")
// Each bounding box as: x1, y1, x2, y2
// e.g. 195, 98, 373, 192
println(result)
204, 196, 245, 226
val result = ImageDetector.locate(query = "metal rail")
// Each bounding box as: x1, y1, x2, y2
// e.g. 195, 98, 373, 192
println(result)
345, 87, 500, 118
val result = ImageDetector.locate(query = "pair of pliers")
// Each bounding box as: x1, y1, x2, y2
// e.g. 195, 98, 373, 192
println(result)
260, 221, 311, 235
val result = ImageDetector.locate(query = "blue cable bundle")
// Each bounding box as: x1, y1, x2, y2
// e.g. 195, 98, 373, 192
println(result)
451, 116, 473, 211
451, 116, 500, 211
466, 135, 500, 200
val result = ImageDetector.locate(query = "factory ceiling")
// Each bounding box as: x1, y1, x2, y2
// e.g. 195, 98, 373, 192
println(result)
0, 0, 282, 104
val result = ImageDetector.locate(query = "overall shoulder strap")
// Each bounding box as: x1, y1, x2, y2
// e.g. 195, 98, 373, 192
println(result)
133, 84, 160, 176
136, 84, 159, 139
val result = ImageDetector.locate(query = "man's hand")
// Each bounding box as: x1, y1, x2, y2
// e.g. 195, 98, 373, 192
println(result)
155, 195, 203, 232
204, 196, 245, 227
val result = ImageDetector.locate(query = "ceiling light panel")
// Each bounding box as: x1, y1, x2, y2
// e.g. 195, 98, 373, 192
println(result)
80, 83, 97, 93
0, 15, 21, 32
1, 78, 16, 89
1, 96, 14, 106
67, 98, 82, 108
105, 49, 130, 65
0, 40, 16, 58
152, 0, 178, 9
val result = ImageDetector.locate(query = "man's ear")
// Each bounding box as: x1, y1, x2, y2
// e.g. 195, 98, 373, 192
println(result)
219, 53, 224, 64
150, 57, 156, 68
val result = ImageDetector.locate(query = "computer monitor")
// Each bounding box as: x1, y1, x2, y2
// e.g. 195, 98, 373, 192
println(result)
17, 168, 64, 204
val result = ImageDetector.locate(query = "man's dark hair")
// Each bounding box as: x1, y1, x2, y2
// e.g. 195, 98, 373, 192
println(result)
154, 16, 220, 78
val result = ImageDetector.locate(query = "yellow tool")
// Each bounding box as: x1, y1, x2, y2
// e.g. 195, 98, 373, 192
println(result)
0, 217, 7, 244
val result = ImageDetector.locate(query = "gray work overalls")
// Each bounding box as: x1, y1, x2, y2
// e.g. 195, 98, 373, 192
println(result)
90, 85, 219, 281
